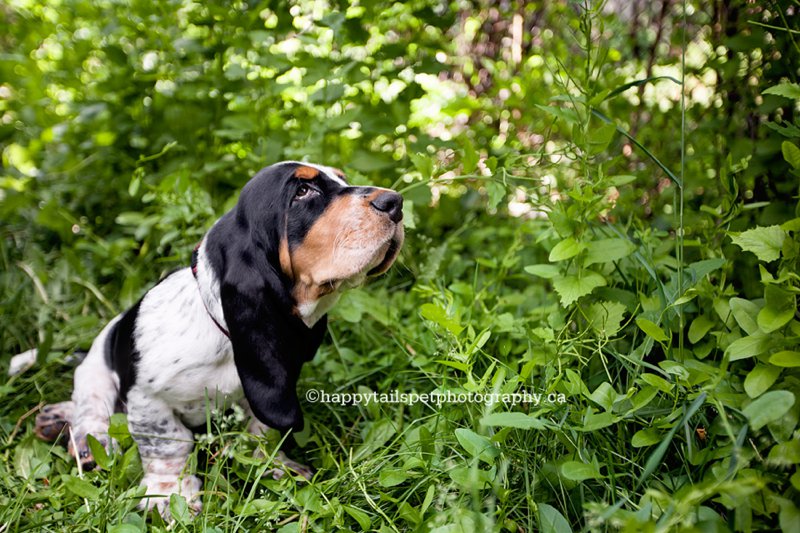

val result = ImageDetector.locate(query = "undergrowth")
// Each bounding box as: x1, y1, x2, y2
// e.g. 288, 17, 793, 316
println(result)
2, 1, 800, 532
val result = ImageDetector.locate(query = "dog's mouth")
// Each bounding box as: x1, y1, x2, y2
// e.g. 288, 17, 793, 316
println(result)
367, 226, 404, 277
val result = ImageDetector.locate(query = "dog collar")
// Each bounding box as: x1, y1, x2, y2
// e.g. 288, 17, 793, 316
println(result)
191, 241, 230, 338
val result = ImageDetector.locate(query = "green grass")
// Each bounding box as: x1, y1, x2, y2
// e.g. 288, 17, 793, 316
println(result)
2, 0, 800, 531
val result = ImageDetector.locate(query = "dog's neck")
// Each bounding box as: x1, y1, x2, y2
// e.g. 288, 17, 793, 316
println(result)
193, 239, 229, 334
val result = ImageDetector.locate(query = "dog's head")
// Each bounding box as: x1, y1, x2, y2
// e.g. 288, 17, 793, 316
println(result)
205, 161, 404, 431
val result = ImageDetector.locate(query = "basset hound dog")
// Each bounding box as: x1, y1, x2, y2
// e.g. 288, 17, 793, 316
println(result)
34, 161, 404, 514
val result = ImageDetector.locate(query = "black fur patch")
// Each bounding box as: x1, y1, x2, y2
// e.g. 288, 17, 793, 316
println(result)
105, 299, 142, 405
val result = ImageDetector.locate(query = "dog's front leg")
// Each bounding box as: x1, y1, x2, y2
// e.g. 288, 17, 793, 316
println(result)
127, 388, 201, 516
241, 401, 314, 481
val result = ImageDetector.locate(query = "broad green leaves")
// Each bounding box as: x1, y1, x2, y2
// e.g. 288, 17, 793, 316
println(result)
586, 301, 626, 336
745, 365, 782, 398
725, 334, 770, 361
537, 503, 573, 533
533, 236, 634, 306
636, 318, 668, 342
547, 236, 634, 266
743, 391, 795, 430
584, 238, 635, 266
524, 264, 561, 278
549, 237, 585, 262
782, 141, 800, 169
420, 303, 463, 336
61, 475, 101, 500
770, 351, 800, 367
758, 285, 795, 333
553, 273, 606, 306
730, 225, 786, 262
454, 428, 499, 464
688, 315, 714, 343
561, 461, 602, 481
763, 82, 800, 100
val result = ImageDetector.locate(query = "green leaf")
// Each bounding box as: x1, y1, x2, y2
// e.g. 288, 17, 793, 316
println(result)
378, 468, 408, 487
462, 139, 479, 174
586, 301, 626, 336
409, 152, 433, 178
401, 200, 417, 229
729, 298, 761, 335
779, 499, 800, 533
169, 494, 190, 524
636, 318, 668, 342
584, 238, 635, 266
742, 390, 795, 430
631, 428, 661, 447
536, 104, 579, 125
587, 122, 617, 155
480, 412, 546, 429
419, 303, 463, 336
420, 484, 435, 515
782, 141, 800, 169
485, 181, 506, 210
688, 315, 714, 344
767, 440, 800, 465
13, 439, 50, 480
549, 237, 585, 262
725, 334, 770, 361
108, 413, 131, 447
730, 225, 786, 262
770, 351, 800, 367
344, 505, 372, 530
635, 393, 706, 490
560, 461, 602, 481
609, 174, 637, 186
553, 272, 606, 306
448, 465, 496, 488
686, 258, 727, 282
86, 434, 110, 470
537, 503, 573, 533
108, 525, 142, 533
454, 428, 499, 464
640, 373, 673, 392
581, 410, 616, 431
744, 364, 782, 398
757, 284, 795, 333
767, 440, 800, 466
524, 264, 561, 279
588, 382, 618, 410
61, 475, 100, 500
763, 82, 800, 100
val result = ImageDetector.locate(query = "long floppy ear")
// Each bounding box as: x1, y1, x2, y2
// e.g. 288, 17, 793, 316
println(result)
205, 166, 326, 431
219, 269, 326, 431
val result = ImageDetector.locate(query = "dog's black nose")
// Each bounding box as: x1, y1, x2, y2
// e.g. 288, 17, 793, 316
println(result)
370, 191, 403, 223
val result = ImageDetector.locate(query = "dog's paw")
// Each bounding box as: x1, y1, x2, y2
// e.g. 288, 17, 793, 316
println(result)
34, 401, 74, 443
264, 451, 315, 481
138, 473, 203, 518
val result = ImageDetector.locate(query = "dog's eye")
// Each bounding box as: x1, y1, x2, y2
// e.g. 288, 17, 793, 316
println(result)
295, 184, 312, 199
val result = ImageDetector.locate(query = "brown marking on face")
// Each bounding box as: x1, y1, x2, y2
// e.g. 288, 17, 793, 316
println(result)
332, 168, 347, 179
290, 195, 357, 286
279, 236, 293, 280
294, 166, 320, 180
287, 187, 404, 321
